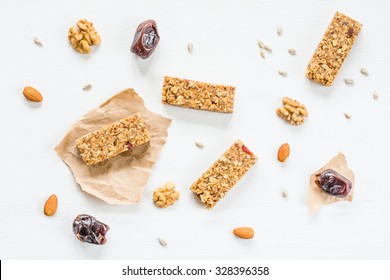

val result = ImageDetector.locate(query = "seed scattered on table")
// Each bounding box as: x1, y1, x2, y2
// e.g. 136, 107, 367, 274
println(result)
258, 40, 265, 49
373, 91, 379, 100
344, 112, 352, 119
83, 84, 92, 91
195, 141, 204, 149
344, 79, 354, 85
288, 48, 296, 55
277, 26, 283, 36
264, 45, 272, 52
158, 238, 167, 247
33, 37, 43, 47
187, 43, 193, 54
278, 70, 288, 77
360, 68, 369, 76
260, 50, 266, 59
281, 189, 288, 198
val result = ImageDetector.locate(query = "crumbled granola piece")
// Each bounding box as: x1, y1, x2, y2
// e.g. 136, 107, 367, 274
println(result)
276, 97, 308, 126
153, 182, 180, 208
162, 76, 235, 113
190, 140, 257, 209
306, 12, 362, 86
76, 112, 150, 165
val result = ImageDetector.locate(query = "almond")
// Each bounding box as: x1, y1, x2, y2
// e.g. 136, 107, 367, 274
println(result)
277, 143, 290, 162
233, 227, 254, 239
44, 194, 58, 216
23, 86, 43, 102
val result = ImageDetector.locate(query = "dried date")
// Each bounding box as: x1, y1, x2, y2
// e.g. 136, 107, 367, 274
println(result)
315, 169, 352, 197
130, 19, 160, 59
73, 214, 110, 245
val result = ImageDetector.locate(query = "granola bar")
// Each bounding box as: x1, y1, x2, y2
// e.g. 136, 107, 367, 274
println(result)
162, 76, 235, 113
76, 112, 150, 165
190, 140, 257, 209
306, 12, 362, 86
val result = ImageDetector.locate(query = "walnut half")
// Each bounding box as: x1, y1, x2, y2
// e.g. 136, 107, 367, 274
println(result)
68, 19, 101, 54
276, 97, 308, 126
153, 182, 180, 208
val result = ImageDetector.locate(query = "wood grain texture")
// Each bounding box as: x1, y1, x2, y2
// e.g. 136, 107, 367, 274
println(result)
0, 0, 389, 259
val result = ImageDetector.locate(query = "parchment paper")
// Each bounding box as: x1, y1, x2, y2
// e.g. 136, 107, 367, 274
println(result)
307, 153, 355, 213
55, 88, 171, 204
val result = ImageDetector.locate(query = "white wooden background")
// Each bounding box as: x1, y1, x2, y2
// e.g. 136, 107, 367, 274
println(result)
0, 0, 389, 259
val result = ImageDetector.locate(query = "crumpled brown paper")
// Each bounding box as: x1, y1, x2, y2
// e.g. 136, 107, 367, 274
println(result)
307, 153, 355, 213
55, 88, 171, 204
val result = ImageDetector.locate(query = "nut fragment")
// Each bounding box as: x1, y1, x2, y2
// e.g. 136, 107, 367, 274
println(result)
83, 84, 92, 91
264, 45, 272, 52
360, 68, 369, 76
277, 26, 283, 36
260, 50, 265, 59
276, 97, 308, 126
344, 112, 352, 119
288, 48, 296, 55
277, 143, 290, 162
195, 141, 204, 149
158, 238, 167, 247
23, 86, 43, 102
344, 78, 354, 85
258, 40, 265, 49
187, 43, 193, 54
33, 37, 43, 47
233, 227, 254, 239
68, 19, 101, 54
278, 70, 288, 77
153, 182, 180, 208
43, 194, 58, 216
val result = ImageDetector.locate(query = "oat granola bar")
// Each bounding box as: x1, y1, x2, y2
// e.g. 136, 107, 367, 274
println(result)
306, 12, 362, 86
76, 112, 150, 165
162, 76, 235, 113
190, 140, 257, 209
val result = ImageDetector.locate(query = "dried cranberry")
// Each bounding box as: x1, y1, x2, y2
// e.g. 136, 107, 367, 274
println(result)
130, 19, 160, 59
72, 214, 110, 245
242, 145, 254, 156
315, 169, 352, 197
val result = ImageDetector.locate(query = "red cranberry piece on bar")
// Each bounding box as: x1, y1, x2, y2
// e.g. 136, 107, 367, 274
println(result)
315, 169, 352, 198
130, 19, 160, 59
72, 214, 110, 245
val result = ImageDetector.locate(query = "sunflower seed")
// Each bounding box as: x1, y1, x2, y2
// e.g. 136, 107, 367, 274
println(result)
360, 68, 369, 76
288, 48, 296, 55
344, 112, 352, 119
344, 79, 354, 85
281, 189, 288, 198
187, 43, 193, 54
373, 91, 378, 100
83, 84, 92, 91
264, 45, 272, 52
260, 50, 266, 59
33, 37, 43, 47
258, 40, 265, 49
195, 141, 204, 148
278, 70, 288, 77
277, 26, 283, 36
158, 238, 167, 247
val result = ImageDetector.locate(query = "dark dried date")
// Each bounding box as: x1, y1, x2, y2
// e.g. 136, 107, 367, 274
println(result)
73, 214, 110, 245
315, 169, 352, 197
130, 19, 160, 59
